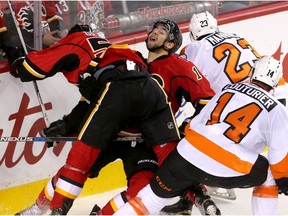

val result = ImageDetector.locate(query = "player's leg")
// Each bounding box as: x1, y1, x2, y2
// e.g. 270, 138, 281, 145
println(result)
49, 140, 101, 215
186, 184, 221, 215
251, 156, 278, 215
50, 81, 135, 214
16, 100, 92, 215
114, 147, 196, 215
15, 177, 55, 215
94, 142, 158, 215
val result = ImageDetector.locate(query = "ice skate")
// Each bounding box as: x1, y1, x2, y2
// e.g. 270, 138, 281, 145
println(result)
89, 204, 102, 215
15, 203, 48, 215
195, 194, 221, 215
50, 208, 63, 215
160, 196, 193, 215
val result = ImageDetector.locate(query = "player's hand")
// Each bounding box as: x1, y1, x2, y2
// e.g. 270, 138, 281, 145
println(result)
40, 129, 55, 148
79, 74, 101, 102
40, 119, 67, 148
42, 30, 61, 47
178, 117, 191, 138
275, 178, 288, 195
59, 29, 68, 38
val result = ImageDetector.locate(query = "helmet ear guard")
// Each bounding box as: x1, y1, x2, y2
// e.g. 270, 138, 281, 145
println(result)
147, 18, 183, 53
251, 55, 283, 88
189, 11, 218, 41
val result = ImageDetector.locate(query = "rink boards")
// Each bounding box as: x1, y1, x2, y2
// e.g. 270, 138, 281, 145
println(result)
1, 3, 288, 215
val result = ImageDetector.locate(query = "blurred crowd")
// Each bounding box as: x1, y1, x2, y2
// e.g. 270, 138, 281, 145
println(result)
0, 1, 271, 65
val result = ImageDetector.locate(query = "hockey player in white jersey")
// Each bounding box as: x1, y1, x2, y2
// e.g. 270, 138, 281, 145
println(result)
181, 11, 288, 106
113, 56, 288, 215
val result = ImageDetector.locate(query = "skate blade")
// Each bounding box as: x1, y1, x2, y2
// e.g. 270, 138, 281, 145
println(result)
207, 187, 237, 200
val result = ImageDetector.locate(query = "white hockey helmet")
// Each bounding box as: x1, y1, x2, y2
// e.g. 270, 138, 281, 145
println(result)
189, 11, 218, 41
251, 55, 283, 88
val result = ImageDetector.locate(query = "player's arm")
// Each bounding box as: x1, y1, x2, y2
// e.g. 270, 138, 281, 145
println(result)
269, 107, 288, 195
10, 45, 80, 82
182, 60, 215, 105
179, 64, 215, 136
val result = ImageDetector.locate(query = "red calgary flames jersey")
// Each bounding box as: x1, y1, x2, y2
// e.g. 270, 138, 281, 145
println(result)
21, 31, 110, 83
148, 54, 215, 114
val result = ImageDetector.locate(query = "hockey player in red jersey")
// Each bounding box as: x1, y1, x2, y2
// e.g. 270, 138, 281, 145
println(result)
36, 44, 181, 215
12, 24, 161, 215
11, 24, 110, 84
114, 56, 287, 215
14, 20, 219, 215
147, 19, 219, 215
96, 19, 220, 216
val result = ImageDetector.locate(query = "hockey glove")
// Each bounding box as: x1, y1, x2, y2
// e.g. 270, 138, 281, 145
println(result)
275, 177, 288, 195
178, 117, 191, 138
79, 74, 102, 102
10, 56, 25, 78
40, 118, 69, 148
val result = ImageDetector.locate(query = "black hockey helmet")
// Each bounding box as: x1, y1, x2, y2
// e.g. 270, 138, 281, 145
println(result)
147, 18, 183, 53
68, 24, 93, 35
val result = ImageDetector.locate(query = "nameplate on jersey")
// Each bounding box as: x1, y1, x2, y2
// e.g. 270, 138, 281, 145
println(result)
206, 32, 240, 46
223, 83, 277, 112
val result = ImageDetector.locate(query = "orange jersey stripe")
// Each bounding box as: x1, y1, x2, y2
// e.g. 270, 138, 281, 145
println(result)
128, 197, 149, 215
270, 153, 288, 179
253, 185, 278, 198
185, 129, 253, 174
278, 77, 286, 86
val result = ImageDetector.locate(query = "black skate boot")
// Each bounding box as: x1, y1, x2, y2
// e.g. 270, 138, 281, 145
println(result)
160, 196, 193, 215
193, 184, 221, 215
50, 198, 74, 215
89, 204, 102, 215
50, 208, 63, 215
195, 195, 221, 215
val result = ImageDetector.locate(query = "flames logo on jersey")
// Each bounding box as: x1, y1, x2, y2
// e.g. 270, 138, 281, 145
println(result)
17, 4, 47, 32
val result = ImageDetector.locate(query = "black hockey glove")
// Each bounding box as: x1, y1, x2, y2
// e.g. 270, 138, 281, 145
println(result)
79, 75, 102, 102
178, 117, 191, 138
40, 118, 69, 148
10, 56, 25, 78
275, 177, 288, 195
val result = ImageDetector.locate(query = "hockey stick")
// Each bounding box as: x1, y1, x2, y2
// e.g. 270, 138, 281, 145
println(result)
0, 136, 144, 142
6, 0, 50, 127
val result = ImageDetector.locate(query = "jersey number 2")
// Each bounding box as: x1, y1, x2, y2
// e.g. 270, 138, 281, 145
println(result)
213, 38, 261, 83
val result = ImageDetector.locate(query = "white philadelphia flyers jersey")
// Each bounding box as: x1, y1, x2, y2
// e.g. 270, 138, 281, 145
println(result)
183, 31, 288, 105
177, 83, 288, 179
184, 32, 261, 93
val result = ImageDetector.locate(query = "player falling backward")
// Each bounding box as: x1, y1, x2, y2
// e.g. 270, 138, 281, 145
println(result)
12, 22, 219, 215
113, 56, 288, 215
